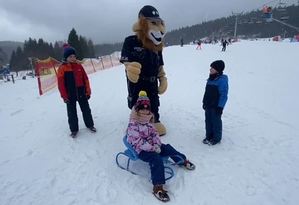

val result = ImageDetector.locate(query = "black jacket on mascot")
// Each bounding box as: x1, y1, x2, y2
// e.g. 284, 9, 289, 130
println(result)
120, 5, 168, 136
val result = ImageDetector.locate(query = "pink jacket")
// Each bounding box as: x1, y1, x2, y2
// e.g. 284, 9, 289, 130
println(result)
127, 119, 161, 154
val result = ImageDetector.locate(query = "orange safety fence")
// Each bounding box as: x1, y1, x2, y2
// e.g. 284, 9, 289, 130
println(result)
34, 52, 121, 95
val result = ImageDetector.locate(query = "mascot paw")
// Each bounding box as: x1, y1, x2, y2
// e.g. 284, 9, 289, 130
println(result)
158, 77, 168, 94
154, 122, 166, 136
125, 62, 142, 83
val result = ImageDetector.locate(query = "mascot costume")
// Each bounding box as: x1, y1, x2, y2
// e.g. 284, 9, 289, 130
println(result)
120, 5, 168, 136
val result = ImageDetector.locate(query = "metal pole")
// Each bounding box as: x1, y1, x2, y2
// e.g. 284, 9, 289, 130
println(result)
234, 15, 238, 39
232, 12, 243, 40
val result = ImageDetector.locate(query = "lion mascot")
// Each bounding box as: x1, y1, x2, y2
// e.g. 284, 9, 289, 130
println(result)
120, 5, 167, 136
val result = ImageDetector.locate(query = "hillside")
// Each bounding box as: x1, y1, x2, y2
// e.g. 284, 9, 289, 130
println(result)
1, 40, 298, 205
164, 5, 299, 45
0, 41, 23, 64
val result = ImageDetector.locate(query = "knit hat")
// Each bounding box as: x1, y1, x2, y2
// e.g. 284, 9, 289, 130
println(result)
138, 5, 162, 21
210, 60, 225, 73
135, 90, 151, 111
63, 46, 76, 60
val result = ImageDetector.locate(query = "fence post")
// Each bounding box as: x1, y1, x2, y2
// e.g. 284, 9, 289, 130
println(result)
90, 58, 96, 73
100, 57, 105, 69
11, 74, 15, 84
35, 60, 43, 95
109, 55, 114, 67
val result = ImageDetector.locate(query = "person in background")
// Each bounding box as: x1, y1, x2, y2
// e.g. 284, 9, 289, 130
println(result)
127, 91, 195, 202
196, 39, 202, 50
57, 45, 96, 138
202, 60, 228, 145
221, 39, 228, 51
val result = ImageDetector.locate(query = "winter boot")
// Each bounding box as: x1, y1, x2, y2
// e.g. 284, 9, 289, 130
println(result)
207, 140, 220, 146
202, 138, 210, 144
88, 127, 97, 133
70, 131, 78, 138
183, 160, 196, 170
153, 185, 170, 202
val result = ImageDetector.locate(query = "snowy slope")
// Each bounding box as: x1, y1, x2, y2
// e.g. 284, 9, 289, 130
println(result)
0, 40, 299, 205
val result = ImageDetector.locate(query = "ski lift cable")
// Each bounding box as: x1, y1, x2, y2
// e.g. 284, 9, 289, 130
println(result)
261, 0, 287, 8
272, 18, 299, 31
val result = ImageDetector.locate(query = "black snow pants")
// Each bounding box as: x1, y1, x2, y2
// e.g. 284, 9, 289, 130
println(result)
66, 98, 94, 132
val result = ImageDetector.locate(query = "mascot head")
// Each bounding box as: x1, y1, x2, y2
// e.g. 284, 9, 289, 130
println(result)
133, 5, 166, 51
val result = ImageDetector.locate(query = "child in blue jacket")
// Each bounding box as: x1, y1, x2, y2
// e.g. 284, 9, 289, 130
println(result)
202, 60, 229, 145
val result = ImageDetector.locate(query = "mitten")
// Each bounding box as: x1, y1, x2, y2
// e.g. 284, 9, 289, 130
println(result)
125, 62, 142, 83
216, 106, 223, 115
158, 66, 168, 94
86, 95, 90, 100
154, 144, 161, 153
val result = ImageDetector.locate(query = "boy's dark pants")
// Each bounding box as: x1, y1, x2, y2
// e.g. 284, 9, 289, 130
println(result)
138, 144, 186, 185
66, 98, 94, 132
205, 108, 222, 143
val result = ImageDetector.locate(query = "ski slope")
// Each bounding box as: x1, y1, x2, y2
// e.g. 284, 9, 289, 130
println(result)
0, 39, 299, 205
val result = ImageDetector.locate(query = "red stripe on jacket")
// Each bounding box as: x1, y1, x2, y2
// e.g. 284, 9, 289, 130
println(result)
57, 62, 91, 100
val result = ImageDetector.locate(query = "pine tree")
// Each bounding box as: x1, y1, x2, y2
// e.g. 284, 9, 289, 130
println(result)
0, 47, 7, 66
68, 28, 83, 59
79, 35, 89, 58
87, 39, 95, 58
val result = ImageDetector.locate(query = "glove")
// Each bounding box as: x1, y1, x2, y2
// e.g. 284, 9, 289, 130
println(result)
86, 95, 90, 100
125, 62, 141, 83
216, 107, 223, 115
154, 144, 161, 153
158, 77, 168, 94
63, 98, 69, 104
157, 66, 167, 94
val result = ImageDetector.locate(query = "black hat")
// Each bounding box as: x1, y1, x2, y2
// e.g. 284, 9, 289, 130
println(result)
138, 5, 162, 20
63, 47, 76, 60
210, 60, 225, 73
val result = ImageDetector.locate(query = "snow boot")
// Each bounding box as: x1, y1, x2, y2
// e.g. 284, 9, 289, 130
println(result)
88, 127, 97, 133
208, 140, 221, 146
183, 160, 196, 170
202, 138, 210, 144
70, 131, 78, 138
153, 185, 170, 202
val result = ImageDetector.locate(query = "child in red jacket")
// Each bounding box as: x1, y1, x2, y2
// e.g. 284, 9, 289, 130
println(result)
57, 45, 96, 137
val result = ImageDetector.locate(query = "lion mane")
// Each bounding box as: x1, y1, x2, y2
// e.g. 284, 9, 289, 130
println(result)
132, 16, 164, 52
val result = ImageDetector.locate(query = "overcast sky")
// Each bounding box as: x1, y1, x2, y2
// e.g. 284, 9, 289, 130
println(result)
0, 0, 297, 44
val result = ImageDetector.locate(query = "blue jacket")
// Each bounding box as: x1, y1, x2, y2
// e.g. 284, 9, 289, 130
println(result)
203, 74, 228, 109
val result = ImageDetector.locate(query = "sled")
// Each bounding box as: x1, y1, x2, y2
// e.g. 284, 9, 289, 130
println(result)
116, 135, 184, 181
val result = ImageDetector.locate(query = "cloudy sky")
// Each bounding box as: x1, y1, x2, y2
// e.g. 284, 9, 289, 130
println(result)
0, 0, 297, 44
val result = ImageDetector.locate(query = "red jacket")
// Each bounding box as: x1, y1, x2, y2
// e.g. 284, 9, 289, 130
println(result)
57, 62, 91, 100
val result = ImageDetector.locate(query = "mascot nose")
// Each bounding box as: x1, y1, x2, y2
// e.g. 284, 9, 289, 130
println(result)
161, 32, 165, 35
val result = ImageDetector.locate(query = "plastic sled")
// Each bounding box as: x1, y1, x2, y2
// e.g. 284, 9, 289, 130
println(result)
116, 135, 184, 181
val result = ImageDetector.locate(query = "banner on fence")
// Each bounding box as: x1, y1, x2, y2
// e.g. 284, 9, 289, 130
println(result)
34, 53, 121, 95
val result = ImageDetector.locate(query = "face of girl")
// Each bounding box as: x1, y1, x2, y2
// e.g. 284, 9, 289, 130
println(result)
138, 108, 150, 115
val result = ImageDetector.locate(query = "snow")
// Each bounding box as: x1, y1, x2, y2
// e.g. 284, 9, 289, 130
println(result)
1, 40, 299, 205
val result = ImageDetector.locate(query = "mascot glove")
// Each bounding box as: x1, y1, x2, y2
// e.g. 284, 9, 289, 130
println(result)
125, 62, 142, 83
158, 76, 168, 94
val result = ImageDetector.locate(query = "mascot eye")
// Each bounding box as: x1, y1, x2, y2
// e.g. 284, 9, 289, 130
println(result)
151, 21, 157, 25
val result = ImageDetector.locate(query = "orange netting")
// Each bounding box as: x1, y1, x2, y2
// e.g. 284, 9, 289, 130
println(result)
34, 53, 121, 95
